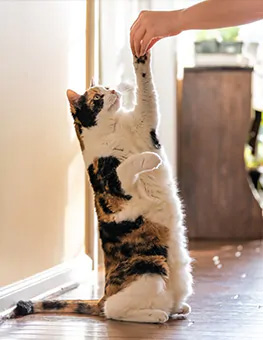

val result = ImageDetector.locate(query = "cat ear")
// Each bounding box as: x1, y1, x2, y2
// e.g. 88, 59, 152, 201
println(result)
67, 90, 81, 113
67, 89, 81, 105
90, 77, 95, 87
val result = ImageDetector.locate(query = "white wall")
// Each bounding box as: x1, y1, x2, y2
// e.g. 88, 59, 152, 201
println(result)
0, 0, 86, 286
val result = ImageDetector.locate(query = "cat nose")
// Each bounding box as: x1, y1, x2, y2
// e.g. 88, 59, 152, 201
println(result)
111, 90, 116, 94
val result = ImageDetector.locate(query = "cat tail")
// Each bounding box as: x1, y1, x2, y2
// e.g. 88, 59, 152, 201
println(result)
10, 297, 105, 318
117, 152, 162, 192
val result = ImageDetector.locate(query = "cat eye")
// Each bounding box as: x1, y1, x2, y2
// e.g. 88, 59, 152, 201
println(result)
94, 94, 101, 100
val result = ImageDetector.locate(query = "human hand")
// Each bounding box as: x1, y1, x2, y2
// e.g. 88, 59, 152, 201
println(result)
130, 10, 182, 57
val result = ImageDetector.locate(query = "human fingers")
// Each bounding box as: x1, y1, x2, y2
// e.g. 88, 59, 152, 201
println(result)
140, 32, 157, 56
134, 26, 146, 57
130, 20, 142, 55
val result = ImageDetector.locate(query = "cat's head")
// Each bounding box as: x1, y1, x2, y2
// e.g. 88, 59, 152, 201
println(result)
66, 85, 121, 130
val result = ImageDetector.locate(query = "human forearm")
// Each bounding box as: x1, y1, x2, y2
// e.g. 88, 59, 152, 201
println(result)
130, 0, 263, 56
179, 0, 263, 32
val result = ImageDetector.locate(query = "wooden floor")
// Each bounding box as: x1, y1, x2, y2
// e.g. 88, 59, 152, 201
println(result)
1, 241, 263, 339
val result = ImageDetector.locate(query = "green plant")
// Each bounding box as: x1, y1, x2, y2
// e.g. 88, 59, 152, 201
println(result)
219, 27, 240, 42
195, 27, 240, 42
195, 30, 219, 42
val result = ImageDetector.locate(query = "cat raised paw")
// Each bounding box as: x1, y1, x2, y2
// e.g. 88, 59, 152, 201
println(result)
135, 54, 148, 64
133, 52, 151, 74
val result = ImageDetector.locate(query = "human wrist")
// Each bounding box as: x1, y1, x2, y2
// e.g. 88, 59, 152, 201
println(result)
168, 10, 186, 36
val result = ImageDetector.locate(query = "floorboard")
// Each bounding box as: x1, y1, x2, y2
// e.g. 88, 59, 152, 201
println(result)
1, 241, 262, 339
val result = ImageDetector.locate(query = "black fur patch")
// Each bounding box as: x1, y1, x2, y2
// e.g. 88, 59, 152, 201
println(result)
107, 171, 132, 199
99, 197, 112, 214
75, 303, 92, 314
142, 72, 146, 78
73, 94, 104, 129
15, 300, 34, 316
136, 55, 147, 64
118, 242, 133, 257
120, 243, 168, 258
88, 164, 104, 193
150, 129, 161, 149
104, 242, 168, 262
99, 216, 144, 245
105, 256, 168, 289
88, 156, 132, 200
103, 243, 120, 258
127, 260, 167, 276
105, 276, 124, 287
42, 301, 68, 310
142, 245, 168, 258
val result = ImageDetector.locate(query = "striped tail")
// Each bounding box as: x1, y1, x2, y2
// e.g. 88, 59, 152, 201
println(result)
13, 298, 105, 317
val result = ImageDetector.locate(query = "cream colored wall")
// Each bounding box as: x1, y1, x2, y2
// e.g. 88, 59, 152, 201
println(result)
0, 1, 86, 286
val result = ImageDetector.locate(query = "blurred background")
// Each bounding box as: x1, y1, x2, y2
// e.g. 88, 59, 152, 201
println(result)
0, 0, 262, 309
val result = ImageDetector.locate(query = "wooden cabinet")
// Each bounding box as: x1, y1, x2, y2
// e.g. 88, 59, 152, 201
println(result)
178, 67, 262, 240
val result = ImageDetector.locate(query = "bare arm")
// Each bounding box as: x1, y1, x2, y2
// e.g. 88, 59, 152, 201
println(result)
130, 0, 263, 56
181, 0, 263, 30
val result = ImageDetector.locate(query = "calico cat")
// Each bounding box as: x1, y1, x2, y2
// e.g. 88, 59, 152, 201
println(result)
13, 53, 193, 324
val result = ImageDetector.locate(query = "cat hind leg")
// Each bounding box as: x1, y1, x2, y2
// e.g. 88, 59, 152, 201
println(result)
108, 308, 168, 324
104, 274, 172, 324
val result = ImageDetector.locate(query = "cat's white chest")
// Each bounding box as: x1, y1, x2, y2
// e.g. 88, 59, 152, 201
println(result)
84, 130, 147, 166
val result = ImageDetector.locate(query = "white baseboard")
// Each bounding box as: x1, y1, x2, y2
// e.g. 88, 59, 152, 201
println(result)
0, 254, 92, 315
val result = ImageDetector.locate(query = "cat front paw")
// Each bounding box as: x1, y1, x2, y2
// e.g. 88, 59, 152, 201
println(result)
171, 302, 191, 319
178, 302, 191, 315
135, 54, 148, 64
133, 52, 151, 74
